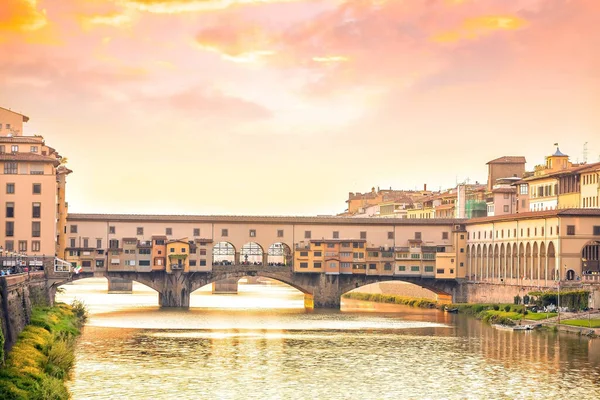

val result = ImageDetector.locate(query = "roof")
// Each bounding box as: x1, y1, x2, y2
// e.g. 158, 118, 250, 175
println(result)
67, 213, 465, 225
468, 209, 600, 224
0, 153, 60, 166
552, 147, 568, 157
486, 156, 527, 165
0, 106, 29, 122
522, 161, 600, 182
0, 136, 43, 144
492, 187, 516, 194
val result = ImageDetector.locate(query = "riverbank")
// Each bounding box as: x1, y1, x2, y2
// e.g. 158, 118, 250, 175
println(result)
342, 292, 437, 308
0, 301, 87, 399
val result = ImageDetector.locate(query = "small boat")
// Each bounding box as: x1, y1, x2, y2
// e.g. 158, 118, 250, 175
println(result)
444, 307, 459, 313
493, 324, 534, 331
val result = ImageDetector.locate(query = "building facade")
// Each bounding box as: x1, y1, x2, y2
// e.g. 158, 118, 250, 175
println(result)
0, 107, 70, 259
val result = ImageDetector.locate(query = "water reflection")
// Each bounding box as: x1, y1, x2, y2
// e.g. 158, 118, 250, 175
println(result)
58, 279, 600, 399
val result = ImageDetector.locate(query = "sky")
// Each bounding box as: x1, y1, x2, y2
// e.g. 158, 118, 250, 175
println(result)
1, 0, 599, 216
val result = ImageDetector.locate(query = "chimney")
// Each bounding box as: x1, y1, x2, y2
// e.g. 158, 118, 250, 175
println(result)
424, 183, 427, 191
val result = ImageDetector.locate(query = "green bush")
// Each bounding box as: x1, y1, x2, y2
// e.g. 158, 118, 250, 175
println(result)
504, 305, 511, 312
493, 305, 500, 311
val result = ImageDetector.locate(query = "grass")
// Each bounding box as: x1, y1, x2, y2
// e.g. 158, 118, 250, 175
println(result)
524, 312, 557, 321
0, 301, 87, 400
342, 292, 438, 308
560, 319, 600, 328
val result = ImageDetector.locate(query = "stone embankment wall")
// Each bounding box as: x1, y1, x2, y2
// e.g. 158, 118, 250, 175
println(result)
465, 282, 551, 304
0, 272, 52, 354
352, 282, 438, 299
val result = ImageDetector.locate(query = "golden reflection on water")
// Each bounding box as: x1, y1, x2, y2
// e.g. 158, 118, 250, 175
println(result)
59, 279, 600, 399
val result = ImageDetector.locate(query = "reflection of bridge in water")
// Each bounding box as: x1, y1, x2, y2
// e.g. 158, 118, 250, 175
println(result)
47, 264, 462, 309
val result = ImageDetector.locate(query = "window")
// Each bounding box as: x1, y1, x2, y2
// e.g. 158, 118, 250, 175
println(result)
32, 221, 41, 237
313, 262, 322, 268
96, 239, 102, 248
442, 232, 448, 240
300, 262, 308, 268
83, 238, 89, 248
384, 263, 392, 271
567, 225, 575, 236
32, 202, 41, 218
4, 162, 17, 174
6, 202, 14, 218
398, 265, 406, 271
594, 226, 600, 236
32, 241, 40, 252
95, 259, 104, 268
411, 254, 420, 259
459, 262, 464, 267
70, 225, 78, 233
353, 252, 364, 259
4, 240, 14, 251
166, 227, 172, 235
368, 263, 377, 270
137, 227, 144, 235
300, 251, 308, 257
109, 226, 116, 234
341, 262, 351, 268
314, 251, 322, 257
437, 269, 445, 274
5, 221, 14, 236
460, 234, 464, 240
415, 232, 421, 240
6, 183, 14, 194
333, 231, 339, 239
189, 260, 196, 267
305, 231, 311, 239
277, 229, 284, 238
249, 229, 256, 237
170, 248, 174, 253
193, 228, 200, 236
11, 145, 18, 152
388, 232, 394, 239
424, 266, 434, 273
520, 184, 528, 195
410, 266, 420, 272
70, 238, 76, 248
503, 205, 509, 213
221, 229, 228, 237
200, 260, 207, 266
109, 239, 119, 249
181, 248, 186, 253
329, 262, 336, 268
360, 231, 367, 239
327, 243, 335, 248
30, 146, 38, 153
18, 241, 27, 252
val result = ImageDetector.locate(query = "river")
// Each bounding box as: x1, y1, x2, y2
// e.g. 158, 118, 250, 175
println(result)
57, 278, 600, 399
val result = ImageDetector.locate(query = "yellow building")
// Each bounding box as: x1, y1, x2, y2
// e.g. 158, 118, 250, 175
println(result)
166, 239, 190, 273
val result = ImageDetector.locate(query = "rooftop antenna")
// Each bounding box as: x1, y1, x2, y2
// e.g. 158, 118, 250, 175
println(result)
583, 142, 588, 164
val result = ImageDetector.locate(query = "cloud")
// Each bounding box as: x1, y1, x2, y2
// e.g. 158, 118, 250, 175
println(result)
115, 0, 303, 14
0, 0, 48, 32
139, 87, 273, 120
432, 15, 526, 43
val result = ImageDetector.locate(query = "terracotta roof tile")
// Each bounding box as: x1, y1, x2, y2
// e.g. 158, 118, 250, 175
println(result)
0, 152, 60, 166
486, 156, 527, 165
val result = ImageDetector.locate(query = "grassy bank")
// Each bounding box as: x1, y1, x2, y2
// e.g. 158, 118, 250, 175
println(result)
444, 303, 529, 326
0, 301, 87, 400
342, 292, 437, 308
561, 319, 600, 328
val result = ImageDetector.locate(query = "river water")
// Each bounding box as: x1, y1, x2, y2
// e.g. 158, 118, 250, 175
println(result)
57, 279, 600, 399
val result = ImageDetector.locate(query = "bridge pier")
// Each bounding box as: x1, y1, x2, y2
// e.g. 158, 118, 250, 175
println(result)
212, 278, 238, 294
107, 277, 133, 293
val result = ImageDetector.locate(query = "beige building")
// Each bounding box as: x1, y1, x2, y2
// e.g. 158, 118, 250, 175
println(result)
0, 107, 70, 258
466, 209, 600, 285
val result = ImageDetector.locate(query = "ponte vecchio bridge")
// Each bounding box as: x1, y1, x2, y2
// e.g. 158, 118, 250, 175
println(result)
40, 210, 600, 308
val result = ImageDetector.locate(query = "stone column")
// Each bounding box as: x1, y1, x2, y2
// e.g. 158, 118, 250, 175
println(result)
262, 252, 268, 266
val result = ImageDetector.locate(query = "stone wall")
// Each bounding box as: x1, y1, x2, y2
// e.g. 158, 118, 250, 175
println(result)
465, 282, 553, 304
0, 272, 51, 355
